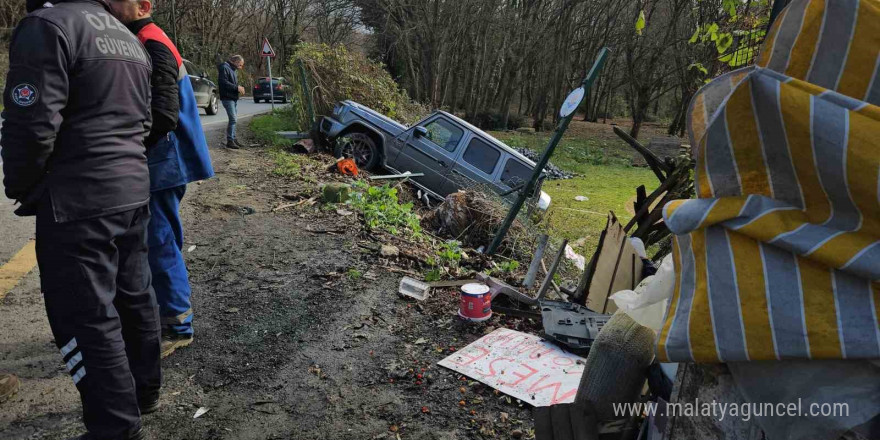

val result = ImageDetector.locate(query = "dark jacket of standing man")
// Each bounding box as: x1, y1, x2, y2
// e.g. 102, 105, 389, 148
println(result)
1, 0, 160, 439
217, 55, 245, 149
109, 0, 214, 359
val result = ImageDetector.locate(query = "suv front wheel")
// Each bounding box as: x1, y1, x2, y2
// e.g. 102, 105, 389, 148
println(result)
334, 132, 379, 171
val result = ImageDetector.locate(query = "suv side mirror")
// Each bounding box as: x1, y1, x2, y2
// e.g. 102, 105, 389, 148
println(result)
414, 126, 428, 138
201, 72, 208, 78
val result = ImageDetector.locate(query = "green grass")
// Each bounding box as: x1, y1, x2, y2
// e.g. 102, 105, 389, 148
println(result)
347, 268, 363, 280
267, 148, 307, 177
251, 110, 312, 178
541, 168, 657, 253
249, 110, 298, 148
491, 131, 658, 254
491, 132, 633, 171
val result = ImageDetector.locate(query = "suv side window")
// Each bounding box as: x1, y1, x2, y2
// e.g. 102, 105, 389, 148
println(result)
463, 137, 501, 175
500, 158, 531, 187
421, 118, 463, 152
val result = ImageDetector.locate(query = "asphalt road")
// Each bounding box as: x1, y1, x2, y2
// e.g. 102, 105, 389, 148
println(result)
0, 99, 274, 263
196, 98, 275, 129
0, 98, 272, 161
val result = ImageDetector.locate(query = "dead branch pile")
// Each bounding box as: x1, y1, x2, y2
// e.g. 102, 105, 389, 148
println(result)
423, 191, 539, 260
614, 127, 695, 261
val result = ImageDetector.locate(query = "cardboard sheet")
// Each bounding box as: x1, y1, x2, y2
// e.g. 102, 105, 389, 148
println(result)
583, 213, 643, 313
438, 328, 585, 407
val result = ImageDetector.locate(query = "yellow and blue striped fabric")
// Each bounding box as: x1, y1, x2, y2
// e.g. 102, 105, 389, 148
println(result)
657, 0, 880, 362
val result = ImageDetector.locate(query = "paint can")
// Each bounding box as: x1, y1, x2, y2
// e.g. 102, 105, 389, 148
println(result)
458, 283, 492, 322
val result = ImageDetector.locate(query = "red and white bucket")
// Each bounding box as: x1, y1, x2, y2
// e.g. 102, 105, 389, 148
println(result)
458, 283, 492, 322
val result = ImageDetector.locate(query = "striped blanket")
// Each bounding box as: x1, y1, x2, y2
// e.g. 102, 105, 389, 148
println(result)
656, 0, 880, 362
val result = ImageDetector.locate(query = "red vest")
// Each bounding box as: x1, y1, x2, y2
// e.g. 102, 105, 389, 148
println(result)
136, 22, 182, 69
133, 21, 214, 190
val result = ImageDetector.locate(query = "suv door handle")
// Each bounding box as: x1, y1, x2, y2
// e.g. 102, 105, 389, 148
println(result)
438, 160, 447, 167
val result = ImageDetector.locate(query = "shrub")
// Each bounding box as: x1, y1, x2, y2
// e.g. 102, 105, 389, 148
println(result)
288, 43, 429, 131
423, 240, 463, 281
507, 113, 526, 130
346, 181, 422, 238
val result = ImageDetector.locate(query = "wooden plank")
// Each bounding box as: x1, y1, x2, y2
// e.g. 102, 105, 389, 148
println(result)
568, 402, 599, 440
634, 185, 647, 213
551, 404, 575, 440
585, 214, 644, 314
613, 126, 668, 182
534, 402, 599, 440
624, 165, 688, 233
535, 406, 554, 440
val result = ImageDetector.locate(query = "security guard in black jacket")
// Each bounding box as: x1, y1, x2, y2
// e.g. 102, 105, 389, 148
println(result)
1, 0, 160, 438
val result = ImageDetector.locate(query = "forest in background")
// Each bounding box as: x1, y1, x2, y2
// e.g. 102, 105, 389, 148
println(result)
2, 0, 772, 138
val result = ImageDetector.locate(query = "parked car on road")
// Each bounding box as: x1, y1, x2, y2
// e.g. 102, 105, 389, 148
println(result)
318, 100, 551, 211
253, 77, 291, 103
182, 59, 219, 115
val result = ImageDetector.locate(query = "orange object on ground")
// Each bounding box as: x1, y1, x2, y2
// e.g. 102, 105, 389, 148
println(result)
337, 158, 359, 176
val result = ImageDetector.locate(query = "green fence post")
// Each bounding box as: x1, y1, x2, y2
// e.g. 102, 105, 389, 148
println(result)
297, 59, 316, 127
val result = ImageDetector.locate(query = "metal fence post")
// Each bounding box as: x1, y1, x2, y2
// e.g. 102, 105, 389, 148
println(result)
486, 48, 610, 255
297, 59, 316, 126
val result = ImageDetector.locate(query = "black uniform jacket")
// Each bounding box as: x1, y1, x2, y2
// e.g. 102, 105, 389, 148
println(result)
1, 0, 153, 222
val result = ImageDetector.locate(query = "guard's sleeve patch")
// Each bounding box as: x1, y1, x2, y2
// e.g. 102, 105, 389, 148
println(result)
10, 83, 39, 107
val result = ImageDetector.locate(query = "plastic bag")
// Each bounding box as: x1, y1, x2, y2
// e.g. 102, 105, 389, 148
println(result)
610, 254, 675, 333
564, 244, 586, 271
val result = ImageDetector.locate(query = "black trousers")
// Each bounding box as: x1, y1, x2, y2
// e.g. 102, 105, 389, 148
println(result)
36, 199, 161, 439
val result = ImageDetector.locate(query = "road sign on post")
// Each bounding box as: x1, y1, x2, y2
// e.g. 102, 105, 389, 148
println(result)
260, 38, 276, 57
260, 38, 276, 110
486, 47, 610, 255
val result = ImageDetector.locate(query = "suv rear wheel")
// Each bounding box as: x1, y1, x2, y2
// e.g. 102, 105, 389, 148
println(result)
335, 132, 379, 171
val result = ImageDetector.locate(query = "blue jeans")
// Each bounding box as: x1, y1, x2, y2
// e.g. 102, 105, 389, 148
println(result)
148, 185, 193, 336
221, 99, 237, 141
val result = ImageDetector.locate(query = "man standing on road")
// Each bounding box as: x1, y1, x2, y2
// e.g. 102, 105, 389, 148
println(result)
1, 0, 160, 438
109, 0, 214, 359
217, 55, 246, 149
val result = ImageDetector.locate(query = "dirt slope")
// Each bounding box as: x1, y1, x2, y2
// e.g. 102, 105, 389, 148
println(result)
2, 126, 536, 440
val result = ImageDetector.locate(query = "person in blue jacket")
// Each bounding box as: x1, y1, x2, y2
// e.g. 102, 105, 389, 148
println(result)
218, 55, 246, 149
110, 0, 214, 359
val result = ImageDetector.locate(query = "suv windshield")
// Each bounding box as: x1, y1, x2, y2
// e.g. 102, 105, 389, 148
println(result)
258, 78, 281, 86
421, 118, 463, 152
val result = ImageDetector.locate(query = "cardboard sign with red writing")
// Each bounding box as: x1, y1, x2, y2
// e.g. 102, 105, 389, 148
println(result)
438, 328, 585, 407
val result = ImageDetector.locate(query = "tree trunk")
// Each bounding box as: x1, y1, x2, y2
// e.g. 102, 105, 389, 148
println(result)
630, 108, 645, 139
